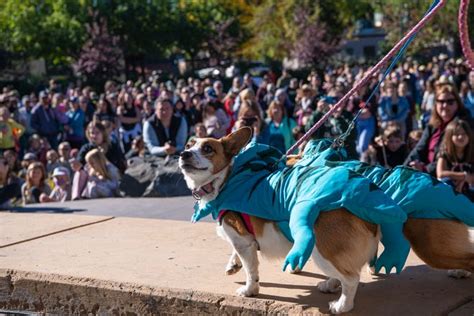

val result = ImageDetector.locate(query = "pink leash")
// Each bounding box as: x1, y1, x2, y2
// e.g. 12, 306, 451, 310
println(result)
285, 0, 447, 156
459, 0, 474, 71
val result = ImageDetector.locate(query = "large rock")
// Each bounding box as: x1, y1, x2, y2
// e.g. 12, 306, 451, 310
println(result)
119, 156, 191, 197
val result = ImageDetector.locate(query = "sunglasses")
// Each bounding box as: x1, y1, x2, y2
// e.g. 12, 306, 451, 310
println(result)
436, 98, 456, 105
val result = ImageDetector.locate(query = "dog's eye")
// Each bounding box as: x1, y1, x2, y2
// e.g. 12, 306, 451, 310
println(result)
202, 145, 213, 154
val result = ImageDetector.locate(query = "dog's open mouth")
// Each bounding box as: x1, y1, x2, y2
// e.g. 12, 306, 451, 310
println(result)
180, 163, 208, 171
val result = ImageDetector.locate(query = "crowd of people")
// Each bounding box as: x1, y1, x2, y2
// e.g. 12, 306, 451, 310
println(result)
0, 54, 474, 208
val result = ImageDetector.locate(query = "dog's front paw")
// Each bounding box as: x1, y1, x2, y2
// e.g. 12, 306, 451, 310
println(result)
225, 263, 242, 275
288, 266, 301, 274
236, 283, 259, 297
329, 298, 353, 314
448, 269, 472, 279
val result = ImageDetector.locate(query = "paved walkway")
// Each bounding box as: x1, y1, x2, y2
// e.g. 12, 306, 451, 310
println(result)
0, 199, 473, 315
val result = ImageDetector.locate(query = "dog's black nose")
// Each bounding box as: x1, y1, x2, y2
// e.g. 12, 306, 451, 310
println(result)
180, 151, 192, 160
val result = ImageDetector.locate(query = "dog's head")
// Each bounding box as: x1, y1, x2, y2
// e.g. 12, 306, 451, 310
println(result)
179, 127, 253, 191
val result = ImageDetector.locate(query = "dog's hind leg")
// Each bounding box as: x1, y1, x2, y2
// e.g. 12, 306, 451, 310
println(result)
225, 250, 242, 275
217, 212, 260, 297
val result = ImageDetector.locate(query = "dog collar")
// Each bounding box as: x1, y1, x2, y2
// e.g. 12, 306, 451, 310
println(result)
192, 182, 215, 200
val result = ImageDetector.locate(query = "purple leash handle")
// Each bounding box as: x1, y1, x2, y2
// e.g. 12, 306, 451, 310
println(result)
285, 0, 446, 156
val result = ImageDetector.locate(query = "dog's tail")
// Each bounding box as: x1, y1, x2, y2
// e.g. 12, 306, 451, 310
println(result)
403, 218, 474, 273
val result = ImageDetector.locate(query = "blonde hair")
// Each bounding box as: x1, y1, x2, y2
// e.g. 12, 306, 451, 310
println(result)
429, 82, 465, 128
85, 149, 112, 180
440, 118, 474, 164
26, 162, 47, 189
266, 100, 287, 121
237, 100, 262, 120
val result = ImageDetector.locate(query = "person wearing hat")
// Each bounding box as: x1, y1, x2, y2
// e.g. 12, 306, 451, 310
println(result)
31, 90, 60, 149
40, 166, 71, 203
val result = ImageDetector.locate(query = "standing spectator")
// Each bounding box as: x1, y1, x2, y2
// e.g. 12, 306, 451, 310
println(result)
21, 162, 51, 205
65, 97, 86, 149
356, 104, 376, 156
378, 83, 410, 136
294, 84, 315, 126
31, 91, 60, 149
277, 69, 291, 88
143, 99, 188, 157
117, 92, 141, 152
405, 82, 473, 175
260, 101, 297, 153
0, 107, 25, 154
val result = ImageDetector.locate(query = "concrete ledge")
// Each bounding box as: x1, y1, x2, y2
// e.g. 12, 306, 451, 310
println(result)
0, 270, 303, 315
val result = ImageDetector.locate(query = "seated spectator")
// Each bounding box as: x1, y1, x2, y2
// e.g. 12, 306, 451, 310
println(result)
405, 82, 473, 176
57, 141, 72, 171
64, 97, 86, 149
94, 95, 117, 124
143, 99, 188, 157
125, 136, 145, 160
46, 149, 61, 176
21, 162, 51, 205
27, 134, 47, 165
362, 125, 407, 168
72, 149, 120, 200
436, 118, 474, 200
117, 92, 141, 152
0, 106, 25, 153
0, 155, 22, 208
260, 101, 297, 153
74, 121, 125, 173
3, 149, 21, 174
40, 166, 71, 203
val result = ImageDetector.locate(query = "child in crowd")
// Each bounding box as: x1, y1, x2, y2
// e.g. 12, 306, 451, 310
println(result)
72, 149, 120, 200
46, 149, 61, 176
407, 129, 423, 152
21, 162, 51, 204
40, 166, 71, 203
436, 118, 474, 200
362, 125, 407, 168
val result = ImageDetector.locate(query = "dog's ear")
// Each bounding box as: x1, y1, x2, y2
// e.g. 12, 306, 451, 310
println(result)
221, 127, 253, 156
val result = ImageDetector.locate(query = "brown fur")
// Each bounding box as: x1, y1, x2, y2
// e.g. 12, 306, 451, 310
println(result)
315, 209, 379, 277
225, 209, 379, 278
404, 219, 474, 272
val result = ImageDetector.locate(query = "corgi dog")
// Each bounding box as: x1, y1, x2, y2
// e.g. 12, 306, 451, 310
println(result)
179, 128, 473, 314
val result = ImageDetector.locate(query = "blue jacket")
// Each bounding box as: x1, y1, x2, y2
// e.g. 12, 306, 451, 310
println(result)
300, 139, 474, 273
193, 141, 407, 270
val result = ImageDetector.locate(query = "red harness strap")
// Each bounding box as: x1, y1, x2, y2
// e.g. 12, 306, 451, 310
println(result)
218, 210, 255, 236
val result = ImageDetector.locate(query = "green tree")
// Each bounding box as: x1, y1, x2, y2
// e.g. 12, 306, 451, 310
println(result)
0, 0, 86, 66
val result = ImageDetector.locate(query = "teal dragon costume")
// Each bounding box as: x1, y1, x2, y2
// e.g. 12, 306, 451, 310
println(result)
299, 139, 474, 273
192, 141, 407, 271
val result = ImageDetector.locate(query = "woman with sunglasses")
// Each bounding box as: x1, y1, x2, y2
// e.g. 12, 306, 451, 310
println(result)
405, 82, 474, 176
